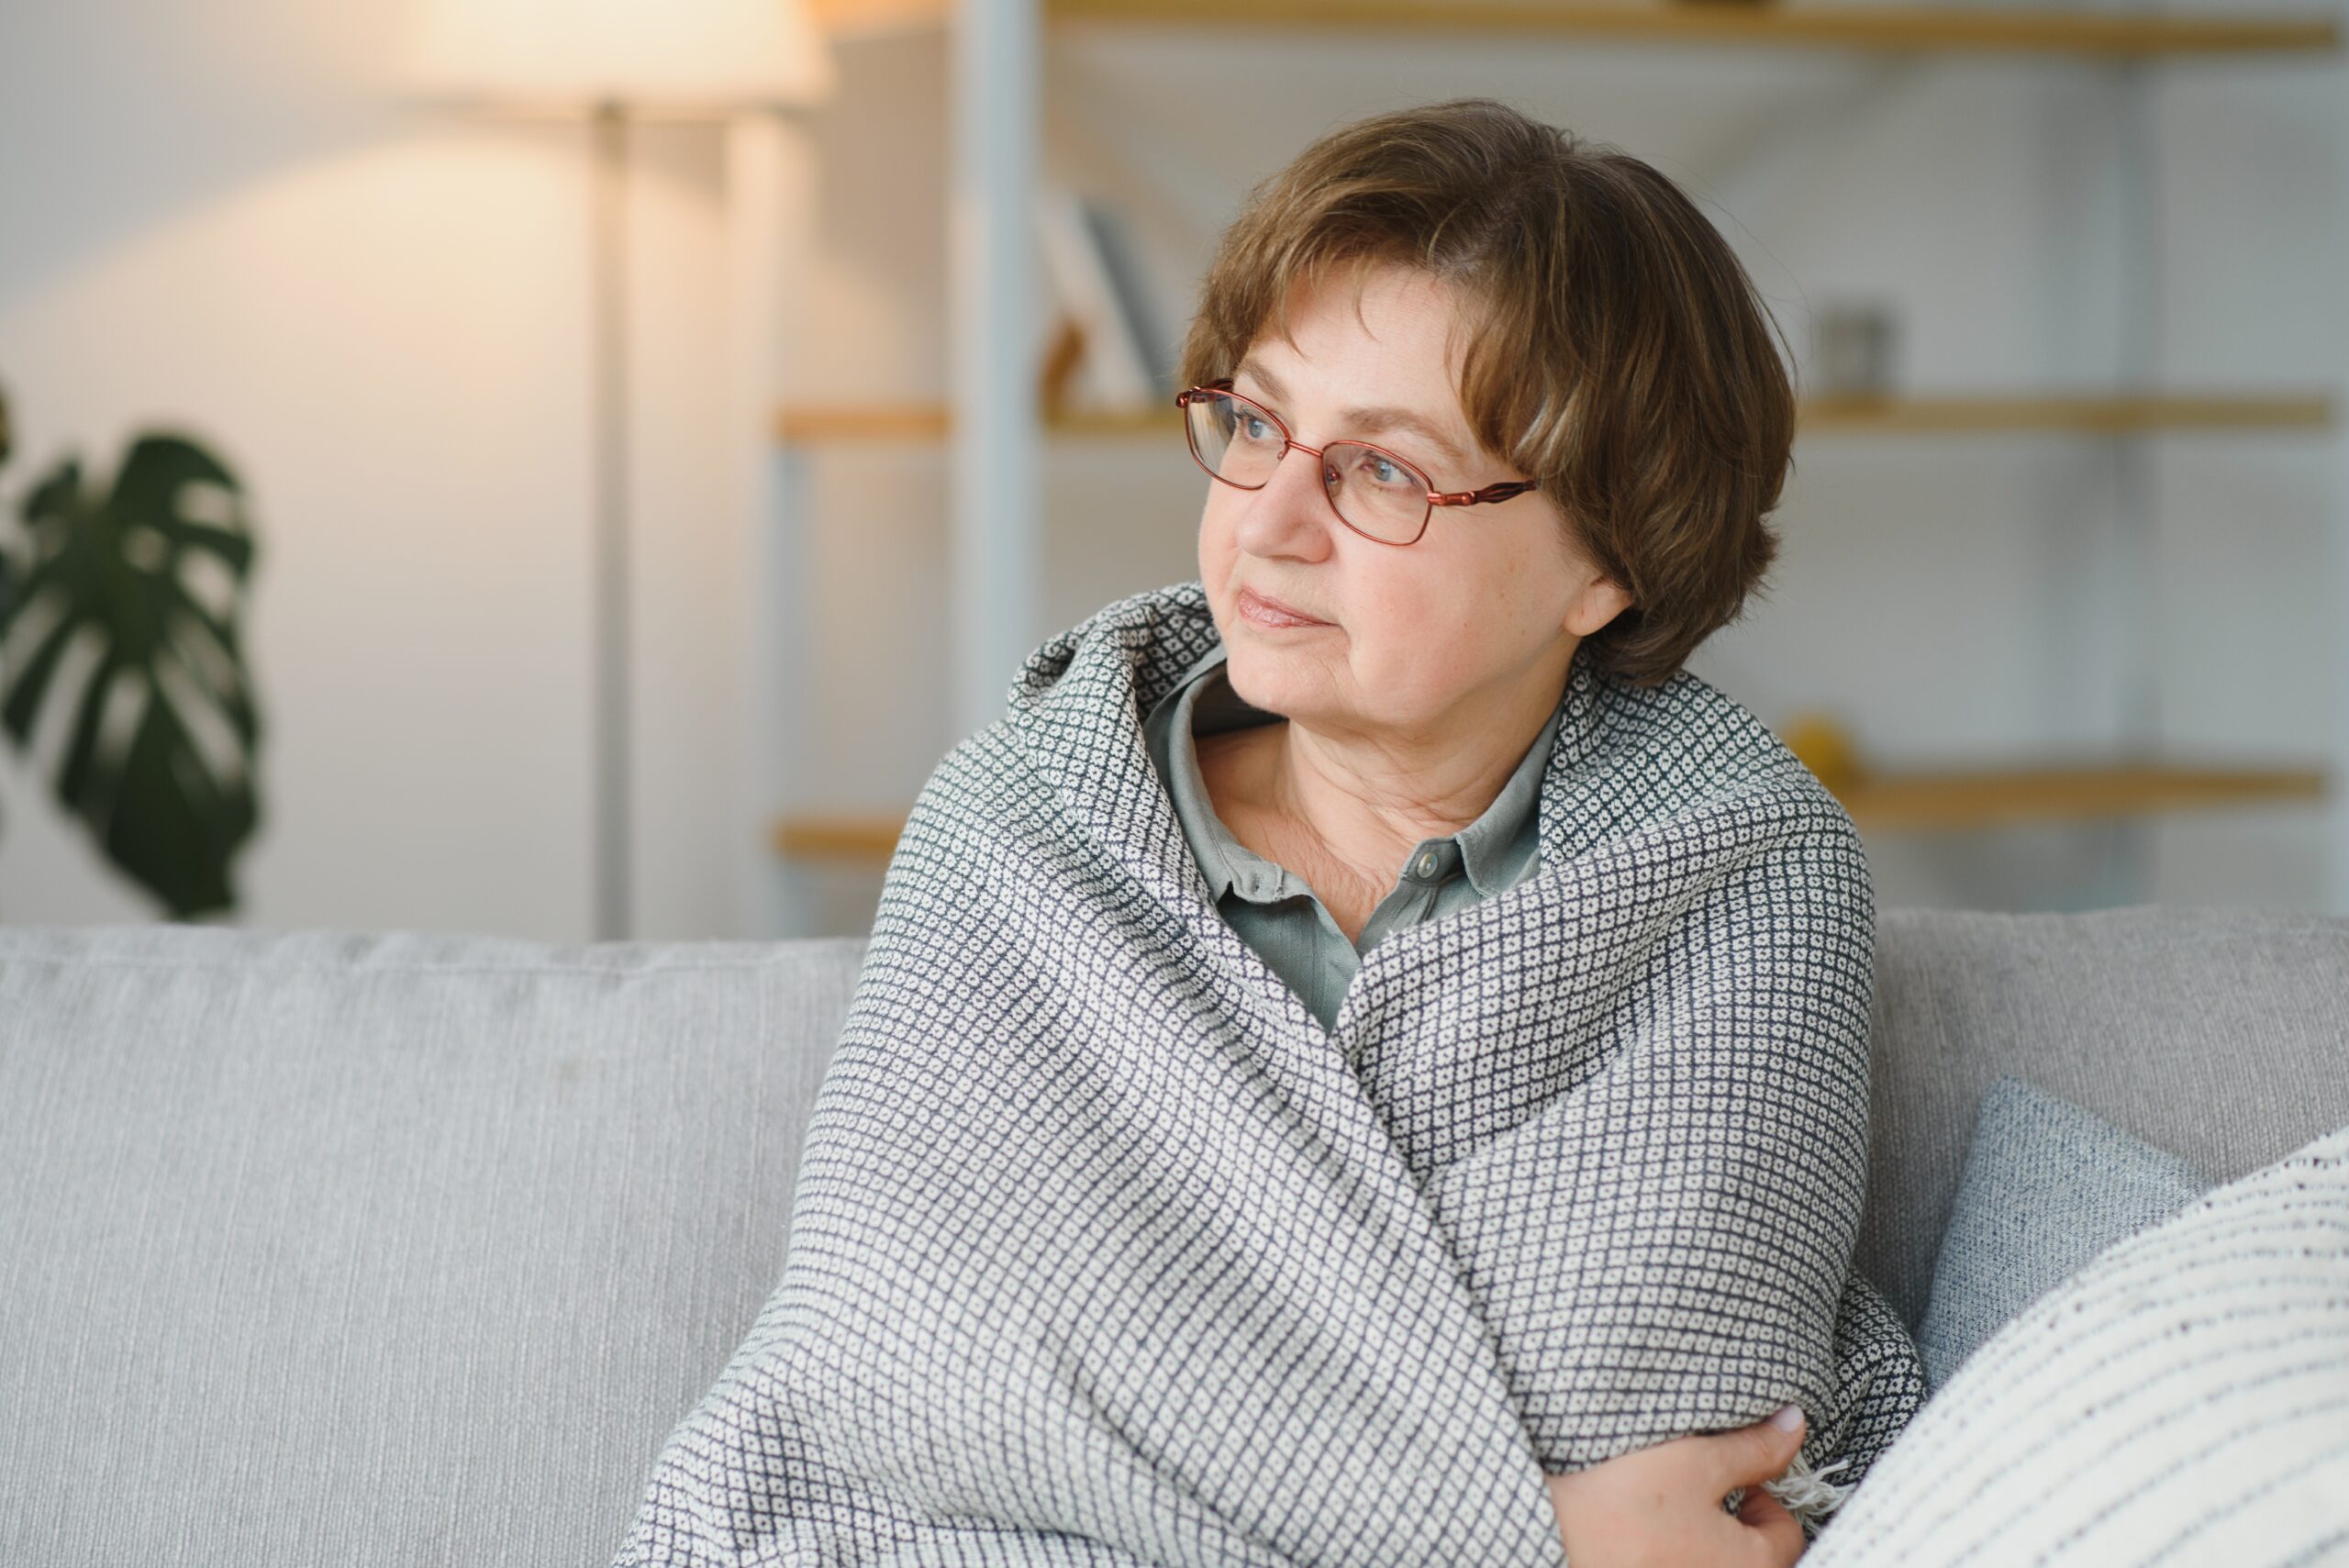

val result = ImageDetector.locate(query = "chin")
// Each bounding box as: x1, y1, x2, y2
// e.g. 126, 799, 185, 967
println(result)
1221, 641, 1321, 722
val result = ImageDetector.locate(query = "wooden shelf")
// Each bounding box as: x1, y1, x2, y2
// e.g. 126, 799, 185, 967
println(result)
773, 813, 911, 862
1832, 759, 2327, 831
810, 0, 955, 37
812, 0, 2340, 55
770, 403, 1175, 441
773, 761, 2329, 863
775, 405, 956, 442
774, 392, 2336, 445
1057, 0, 2341, 56
1800, 393, 2335, 434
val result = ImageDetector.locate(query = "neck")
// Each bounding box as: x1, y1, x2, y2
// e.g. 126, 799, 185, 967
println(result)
1226, 648, 1571, 879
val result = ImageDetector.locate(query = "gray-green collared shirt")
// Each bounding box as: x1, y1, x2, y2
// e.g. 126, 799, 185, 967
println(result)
1141, 641, 1563, 1034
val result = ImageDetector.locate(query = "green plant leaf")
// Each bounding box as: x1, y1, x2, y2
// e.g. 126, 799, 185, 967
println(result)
0, 432, 262, 918
0, 378, 15, 854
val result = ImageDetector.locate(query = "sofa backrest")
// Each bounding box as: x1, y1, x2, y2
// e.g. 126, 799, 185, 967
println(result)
3, 906, 2344, 1565
0, 926, 861, 1568
1862, 904, 2349, 1331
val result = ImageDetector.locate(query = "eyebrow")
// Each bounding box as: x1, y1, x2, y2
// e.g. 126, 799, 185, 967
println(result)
1232, 356, 1470, 473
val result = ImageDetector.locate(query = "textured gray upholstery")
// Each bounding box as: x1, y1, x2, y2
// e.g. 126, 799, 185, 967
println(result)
3, 905, 2345, 1565
0, 925, 861, 1568
1857, 904, 2349, 1333
1913, 1074, 2215, 1392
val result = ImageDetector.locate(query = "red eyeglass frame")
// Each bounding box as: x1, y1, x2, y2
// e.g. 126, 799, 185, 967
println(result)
1174, 376, 1540, 546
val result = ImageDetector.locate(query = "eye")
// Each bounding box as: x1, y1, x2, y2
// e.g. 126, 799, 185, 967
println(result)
1238, 411, 1275, 441
1349, 450, 1418, 491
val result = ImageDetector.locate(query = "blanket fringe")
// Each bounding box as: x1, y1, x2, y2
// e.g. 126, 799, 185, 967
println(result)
1733, 1451, 1857, 1533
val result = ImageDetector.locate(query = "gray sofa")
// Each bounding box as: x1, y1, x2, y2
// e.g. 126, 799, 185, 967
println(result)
5, 905, 2345, 1565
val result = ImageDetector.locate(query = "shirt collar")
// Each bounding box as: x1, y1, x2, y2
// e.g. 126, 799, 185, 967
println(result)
1454, 694, 1561, 896
1141, 644, 1292, 904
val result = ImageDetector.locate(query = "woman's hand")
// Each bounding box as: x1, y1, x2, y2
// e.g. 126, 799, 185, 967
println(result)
1542, 1405, 1809, 1568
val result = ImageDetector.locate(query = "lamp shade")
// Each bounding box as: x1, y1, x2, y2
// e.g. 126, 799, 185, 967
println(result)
400, 0, 837, 112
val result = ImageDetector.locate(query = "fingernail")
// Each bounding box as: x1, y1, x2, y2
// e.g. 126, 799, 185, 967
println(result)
1769, 1403, 1804, 1431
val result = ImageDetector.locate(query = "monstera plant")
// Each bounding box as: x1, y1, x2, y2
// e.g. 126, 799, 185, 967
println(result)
0, 386, 13, 687
0, 385, 263, 920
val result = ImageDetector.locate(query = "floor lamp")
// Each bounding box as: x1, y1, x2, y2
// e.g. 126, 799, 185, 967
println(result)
400, 0, 835, 940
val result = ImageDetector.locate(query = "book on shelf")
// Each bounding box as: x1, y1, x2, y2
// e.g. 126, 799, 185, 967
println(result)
1033, 183, 1174, 414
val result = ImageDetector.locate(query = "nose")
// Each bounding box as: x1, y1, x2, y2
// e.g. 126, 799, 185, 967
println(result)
1230, 439, 1339, 562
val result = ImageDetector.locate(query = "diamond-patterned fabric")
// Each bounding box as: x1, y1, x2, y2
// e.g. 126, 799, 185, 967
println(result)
611, 579, 1926, 1566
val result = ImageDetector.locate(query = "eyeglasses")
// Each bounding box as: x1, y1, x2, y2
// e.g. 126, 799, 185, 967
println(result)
1174, 377, 1538, 547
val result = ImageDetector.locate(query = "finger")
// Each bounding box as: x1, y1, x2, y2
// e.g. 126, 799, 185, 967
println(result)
1735, 1476, 1807, 1567
1709, 1405, 1807, 1491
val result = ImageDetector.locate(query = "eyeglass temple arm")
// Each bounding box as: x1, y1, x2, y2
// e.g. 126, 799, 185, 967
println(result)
1432, 480, 1538, 506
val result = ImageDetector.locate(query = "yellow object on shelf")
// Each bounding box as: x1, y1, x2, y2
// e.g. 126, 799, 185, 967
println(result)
773, 814, 906, 862
1780, 712, 1865, 794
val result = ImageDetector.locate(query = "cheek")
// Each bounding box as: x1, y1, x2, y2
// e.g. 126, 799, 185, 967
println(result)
1480, 520, 1583, 618
1196, 501, 1232, 589
1417, 541, 1533, 621
1401, 534, 1575, 659
1198, 483, 1245, 547
1196, 497, 1241, 628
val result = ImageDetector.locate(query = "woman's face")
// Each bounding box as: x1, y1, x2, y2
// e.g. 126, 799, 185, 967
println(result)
1198, 261, 1631, 746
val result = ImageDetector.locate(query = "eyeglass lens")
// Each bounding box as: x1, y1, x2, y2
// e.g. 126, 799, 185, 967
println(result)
1185, 390, 1431, 544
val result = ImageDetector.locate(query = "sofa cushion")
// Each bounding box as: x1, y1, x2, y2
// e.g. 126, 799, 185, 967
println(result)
1806, 1117, 2349, 1566
6, 906, 2346, 1565
0, 924, 865, 1568
1916, 1074, 2214, 1392
1858, 905, 2349, 1334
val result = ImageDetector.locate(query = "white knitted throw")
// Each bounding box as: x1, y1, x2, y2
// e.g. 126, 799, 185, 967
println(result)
613, 580, 1926, 1566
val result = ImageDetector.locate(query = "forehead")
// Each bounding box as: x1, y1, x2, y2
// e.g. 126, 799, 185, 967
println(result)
1260, 261, 1472, 379
1236, 262, 1482, 468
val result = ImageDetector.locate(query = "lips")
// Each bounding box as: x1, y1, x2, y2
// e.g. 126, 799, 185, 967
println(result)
1237, 586, 1330, 628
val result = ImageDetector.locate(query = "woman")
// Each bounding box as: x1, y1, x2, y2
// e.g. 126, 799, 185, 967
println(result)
614, 99, 1924, 1568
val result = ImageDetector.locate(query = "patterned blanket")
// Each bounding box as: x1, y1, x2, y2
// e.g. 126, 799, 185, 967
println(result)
613, 580, 1925, 1566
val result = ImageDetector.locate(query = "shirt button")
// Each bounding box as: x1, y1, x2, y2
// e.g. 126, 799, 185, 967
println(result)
1416, 851, 1437, 877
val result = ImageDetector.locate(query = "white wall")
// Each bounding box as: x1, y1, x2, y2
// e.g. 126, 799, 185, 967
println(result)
4, 2, 2341, 940
0, 0, 750, 940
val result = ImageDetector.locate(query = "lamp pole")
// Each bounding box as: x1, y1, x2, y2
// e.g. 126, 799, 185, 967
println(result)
591, 99, 632, 942
397, 0, 835, 942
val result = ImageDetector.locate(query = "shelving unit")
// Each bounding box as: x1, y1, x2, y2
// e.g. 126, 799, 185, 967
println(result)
776, 392, 2336, 442
773, 0, 2345, 906
774, 751, 2333, 868
815, 0, 2340, 56
1065, 0, 2339, 54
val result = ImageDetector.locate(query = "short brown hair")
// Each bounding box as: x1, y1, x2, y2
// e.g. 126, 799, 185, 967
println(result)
1176, 97, 1796, 688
